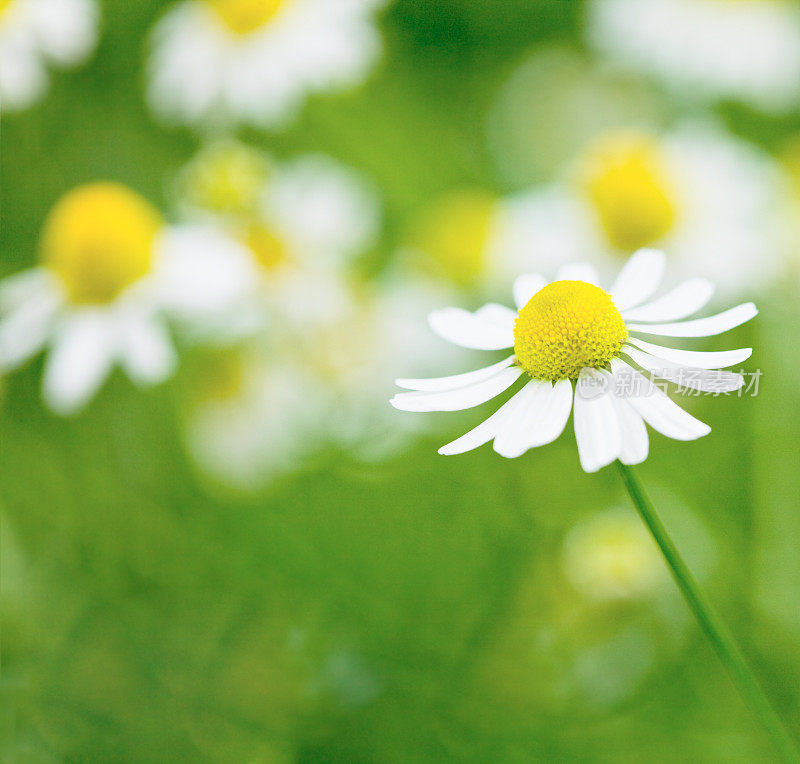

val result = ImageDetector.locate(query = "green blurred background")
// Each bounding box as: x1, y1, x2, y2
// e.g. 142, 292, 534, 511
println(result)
2, 1, 800, 761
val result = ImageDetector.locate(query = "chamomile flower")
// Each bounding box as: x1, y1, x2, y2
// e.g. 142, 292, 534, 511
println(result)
587, 0, 800, 113
390, 249, 757, 473
174, 142, 381, 335
147, 0, 387, 130
0, 182, 251, 414
493, 124, 791, 298
0, 0, 98, 113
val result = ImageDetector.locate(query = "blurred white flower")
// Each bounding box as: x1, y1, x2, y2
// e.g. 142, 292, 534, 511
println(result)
0, 182, 251, 414
147, 0, 387, 130
0, 0, 98, 113
391, 249, 757, 473
587, 0, 800, 113
182, 280, 446, 489
173, 141, 450, 486
492, 124, 792, 298
174, 142, 382, 336
183, 346, 325, 489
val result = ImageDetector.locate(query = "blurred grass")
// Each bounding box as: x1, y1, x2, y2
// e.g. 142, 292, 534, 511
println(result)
2, 0, 800, 761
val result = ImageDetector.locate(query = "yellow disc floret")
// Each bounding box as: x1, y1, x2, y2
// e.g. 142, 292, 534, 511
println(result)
41, 182, 163, 305
208, 0, 285, 35
578, 130, 677, 253
514, 280, 627, 381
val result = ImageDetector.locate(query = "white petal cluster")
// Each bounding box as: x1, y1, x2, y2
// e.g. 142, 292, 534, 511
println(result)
0, 0, 98, 112
587, 0, 800, 113
147, 0, 388, 129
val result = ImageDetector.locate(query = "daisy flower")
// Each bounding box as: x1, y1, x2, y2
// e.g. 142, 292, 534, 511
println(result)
174, 142, 381, 335
147, 0, 387, 130
390, 248, 757, 473
0, 0, 98, 113
492, 124, 791, 298
0, 182, 253, 414
586, 0, 800, 113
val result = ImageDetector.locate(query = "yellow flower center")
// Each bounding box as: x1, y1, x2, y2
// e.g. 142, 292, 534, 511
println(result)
40, 183, 163, 305
412, 190, 496, 289
207, 0, 286, 35
0, 0, 15, 17
180, 143, 269, 218
578, 131, 677, 253
513, 281, 627, 381
245, 223, 288, 270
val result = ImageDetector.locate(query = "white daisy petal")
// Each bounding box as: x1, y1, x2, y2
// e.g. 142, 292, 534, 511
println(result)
573, 368, 622, 473
607, 390, 649, 466
556, 263, 600, 285
627, 338, 751, 369
622, 346, 744, 393
438, 382, 530, 455
627, 302, 758, 338
390, 366, 522, 412
611, 248, 666, 311
513, 273, 547, 309
428, 307, 515, 350
0, 283, 60, 369
526, 377, 574, 449
622, 278, 715, 322
0, 268, 57, 312
493, 379, 553, 458
117, 314, 178, 386
42, 312, 117, 415
475, 303, 518, 334
153, 225, 259, 320
611, 360, 711, 441
396, 355, 515, 392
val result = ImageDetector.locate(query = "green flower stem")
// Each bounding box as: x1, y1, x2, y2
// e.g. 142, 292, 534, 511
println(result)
616, 462, 799, 763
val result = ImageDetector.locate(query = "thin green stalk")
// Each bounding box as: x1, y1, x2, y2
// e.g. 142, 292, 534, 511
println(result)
616, 461, 799, 763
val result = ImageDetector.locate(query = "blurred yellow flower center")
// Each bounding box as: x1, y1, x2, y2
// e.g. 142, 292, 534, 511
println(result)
0, 0, 15, 17
182, 143, 269, 218
578, 132, 677, 253
245, 224, 287, 270
208, 0, 285, 35
413, 190, 496, 289
41, 183, 163, 305
514, 281, 627, 381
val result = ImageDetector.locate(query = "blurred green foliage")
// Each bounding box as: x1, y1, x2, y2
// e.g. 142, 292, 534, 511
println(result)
2, 0, 800, 761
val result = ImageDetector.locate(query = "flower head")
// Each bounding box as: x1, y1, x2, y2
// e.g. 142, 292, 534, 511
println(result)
390, 249, 757, 472
146, 0, 386, 129
0, 182, 255, 414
